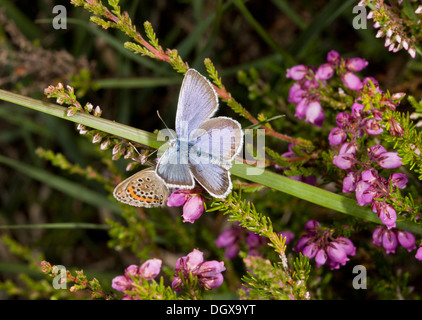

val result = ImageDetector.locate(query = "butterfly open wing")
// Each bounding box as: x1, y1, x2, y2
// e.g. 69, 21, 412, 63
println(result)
155, 146, 195, 189
190, 116, 243, 168
175, 69, 219, 140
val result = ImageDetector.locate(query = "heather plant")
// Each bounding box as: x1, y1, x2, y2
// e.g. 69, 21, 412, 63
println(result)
0, 0, 421, 301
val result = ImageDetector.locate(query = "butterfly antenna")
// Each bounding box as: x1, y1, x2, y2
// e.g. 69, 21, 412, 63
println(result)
128, 142, 157, 166
157, 110, 176, 140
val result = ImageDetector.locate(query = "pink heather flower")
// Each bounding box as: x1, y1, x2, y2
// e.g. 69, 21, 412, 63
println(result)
315, 63, 335, 80
415, 247, 422, 261
336, 112, 351, 127
302, 243, 318, 259
382, 229, 398, 254
139, 258, 162, 280
335, 236, 356, 256
355, 181, 375, 206
339, 142, 357, 155
378, 203, 397, 229
369, 144, 387, 158
246, 233, 266, 256
295, 99, 308, 119
197, 260, 226, 278
327, 242, 349, 266
172, 249, 225, 292
294, 235, 312, 253
295, 220, 355, 270
167, 189, 205, 223
342, 172, 357, 194
361, 169, 378, 184
112, 275, 132, 292
341, 72, 363, 90
182, 195, 205, 223
328, 127, 347, 146
376, 152, 402, 169
346, 57, 368, 72
288, 83, 305, 103
200, 273, 224, 290
182, 249, 204, 271
304, 220, 321, 235
397, 231, 416, 252
333, 153, 355, 170
167, 189, 190, 207
372, 226, 384, 246
389, 173, 408, 189
327, 50, 340, 64
305, 100, 325, 126
351, 102, 365, 119
286, 65, 308, 80
215, 228, 237, 248
365, 118, 383, 135
315, 249, 328, 268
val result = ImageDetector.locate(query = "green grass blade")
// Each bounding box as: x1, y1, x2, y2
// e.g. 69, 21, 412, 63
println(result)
94, 77, 180, 89
0, 89, 162, 149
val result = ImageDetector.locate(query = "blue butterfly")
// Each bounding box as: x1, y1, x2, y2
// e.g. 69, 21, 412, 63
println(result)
155, 69, 243, 198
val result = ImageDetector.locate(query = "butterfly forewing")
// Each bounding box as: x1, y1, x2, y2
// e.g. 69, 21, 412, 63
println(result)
175, 69, 219, 140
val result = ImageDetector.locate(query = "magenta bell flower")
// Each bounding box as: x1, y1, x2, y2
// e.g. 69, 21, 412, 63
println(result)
333, 153, 355, 170
342, 172, 357, 194
415, 247, 422, 261
112, 259, 163, 297
377, 202, 397, 229
167, 189, 205, 223
382, 229, 398, 254
295, 220, 355, 270
286, 65, 308, 80
346, 57, 368, 72
139, 258, 162, 280
305, 100, 325, 127
327, 50, 340, 64
328, 127, 347, 146
389, 173, 408, 189
172, 249, 226, 292
341, 72, 363, 90
327, 242, 349, 266
376, 152, 402, 169
397, 230, 416, 252
315, 63, 335, 80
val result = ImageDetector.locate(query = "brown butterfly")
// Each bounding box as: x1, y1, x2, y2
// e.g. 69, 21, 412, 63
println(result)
113, 167, 169, 208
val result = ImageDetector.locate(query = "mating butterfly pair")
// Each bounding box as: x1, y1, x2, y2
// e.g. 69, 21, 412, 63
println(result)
113, 69, 243, 208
